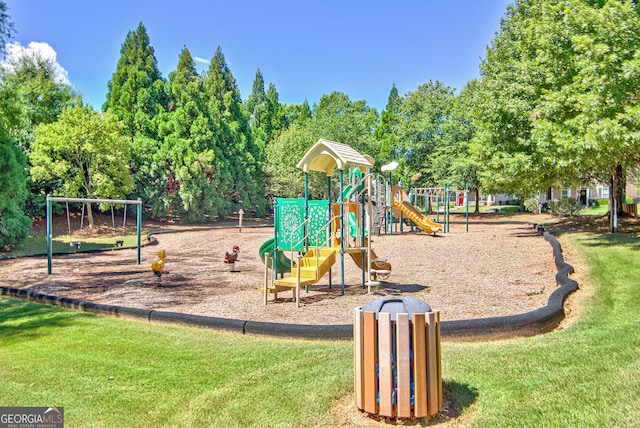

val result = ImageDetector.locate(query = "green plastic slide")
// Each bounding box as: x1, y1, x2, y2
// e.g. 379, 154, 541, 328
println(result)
259, 237, 292, 273
342, 177, 368, 239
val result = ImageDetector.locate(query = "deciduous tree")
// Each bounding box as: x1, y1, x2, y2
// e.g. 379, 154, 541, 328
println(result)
473, 0, 640, 225
305, 91, 379, 159
431, 81, 482, 212
395, 81, 454, 186
0, 1, 31, 248
31, 104, 134, 227
264, 125, 314, 198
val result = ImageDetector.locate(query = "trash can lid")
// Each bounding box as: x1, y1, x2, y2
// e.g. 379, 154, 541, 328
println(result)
360, 297, 431, 321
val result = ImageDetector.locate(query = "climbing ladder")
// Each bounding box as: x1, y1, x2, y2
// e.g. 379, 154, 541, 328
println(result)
371, 175, 390, 235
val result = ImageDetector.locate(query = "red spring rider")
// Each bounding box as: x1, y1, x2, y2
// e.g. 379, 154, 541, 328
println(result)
224, 245, 240, 271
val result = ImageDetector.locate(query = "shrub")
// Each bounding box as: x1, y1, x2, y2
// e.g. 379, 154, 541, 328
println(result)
548, 197, 584, 216
524, 198, 542, 214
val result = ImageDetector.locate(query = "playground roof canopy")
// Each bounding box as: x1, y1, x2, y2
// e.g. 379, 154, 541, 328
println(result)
296, 138, 375, 176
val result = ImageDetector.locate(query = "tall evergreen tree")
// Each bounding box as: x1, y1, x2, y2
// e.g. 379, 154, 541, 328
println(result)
246, 68, 268, 149
299, 99, 311, 123
246, 68, 266, 122
246, 69, 285, 147
373, 84, 401, 166
103, 22, 167, 139
204, 46, 265, 217
139, 46, 223, 222
264, 82, 285, 141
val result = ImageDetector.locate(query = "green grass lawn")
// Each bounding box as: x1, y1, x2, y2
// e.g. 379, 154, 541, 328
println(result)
1, 230, 143, 258
580, 198, 610, 216
440, 230, 640, 427
1, 224, 639, 426
0, 302, 352, 427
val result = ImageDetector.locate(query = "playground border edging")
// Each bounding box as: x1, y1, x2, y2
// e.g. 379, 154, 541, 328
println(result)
0, 224, 577, 341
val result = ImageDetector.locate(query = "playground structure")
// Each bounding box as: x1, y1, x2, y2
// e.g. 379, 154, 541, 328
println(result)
352, 168, 467, 236
391, 186, 442, 235
409, 185, 470, 233
373, 184, 471, 235
45, 195, 142, 274
260, 139, 394, 307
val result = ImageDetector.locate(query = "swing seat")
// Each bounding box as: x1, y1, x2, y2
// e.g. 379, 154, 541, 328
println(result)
70, 242, 81, 250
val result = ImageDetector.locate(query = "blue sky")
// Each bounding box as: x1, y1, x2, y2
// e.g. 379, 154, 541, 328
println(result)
6, 0, 511, 111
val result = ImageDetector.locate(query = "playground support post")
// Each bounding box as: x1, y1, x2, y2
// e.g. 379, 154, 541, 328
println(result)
327, 175, 332, 289
388, 171, 393, 235
46, 195, 142, 275
447, 185, 452, 233
443, 184, 448, 233
339, 169, 345, 295
273, 198, 279, 282
136, 198, 141, 264
381, 161, 398, 236
46, 195, 52, 274
360, 186, 366, 287
365, 172, 374, 290
465, 183, 469, 232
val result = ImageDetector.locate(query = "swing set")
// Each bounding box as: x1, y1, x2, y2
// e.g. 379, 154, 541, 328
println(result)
410, 184, 471, 233
46, 195, 142, 274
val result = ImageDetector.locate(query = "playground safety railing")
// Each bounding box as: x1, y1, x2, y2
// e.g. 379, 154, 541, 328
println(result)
289, 217, 310, 271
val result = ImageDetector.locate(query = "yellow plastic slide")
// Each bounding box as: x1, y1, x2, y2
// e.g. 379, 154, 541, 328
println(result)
392, 186, 442, 235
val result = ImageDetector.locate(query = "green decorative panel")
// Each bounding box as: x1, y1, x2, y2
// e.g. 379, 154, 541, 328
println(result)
275, 198, 330, 251
308, 200, 330, 247
276, 198, 305, 251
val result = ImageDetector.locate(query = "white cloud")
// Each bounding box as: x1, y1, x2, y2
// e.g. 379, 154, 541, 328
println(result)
194, 56, 209, 65
2, 41, 70, 85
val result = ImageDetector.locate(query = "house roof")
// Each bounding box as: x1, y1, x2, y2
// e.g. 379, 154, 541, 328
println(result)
296, 138, 375, 176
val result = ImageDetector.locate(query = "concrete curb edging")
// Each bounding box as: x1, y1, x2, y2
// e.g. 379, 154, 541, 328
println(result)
0, 224, 578, 341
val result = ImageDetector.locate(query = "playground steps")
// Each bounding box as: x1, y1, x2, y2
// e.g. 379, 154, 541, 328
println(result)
260, 285, 291, 294
274, 247, 337, 289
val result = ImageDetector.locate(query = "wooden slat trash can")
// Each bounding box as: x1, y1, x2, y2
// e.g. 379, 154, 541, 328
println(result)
354, 297, 442, 420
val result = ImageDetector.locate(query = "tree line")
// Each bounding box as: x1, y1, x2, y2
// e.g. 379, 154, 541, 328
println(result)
1, 0, 639, 249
